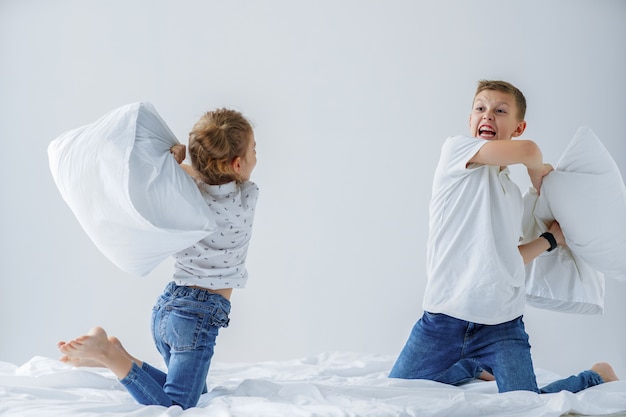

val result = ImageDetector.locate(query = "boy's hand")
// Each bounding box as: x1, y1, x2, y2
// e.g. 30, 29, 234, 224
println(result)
170, 144, 186, 164
527, 163, 553, 194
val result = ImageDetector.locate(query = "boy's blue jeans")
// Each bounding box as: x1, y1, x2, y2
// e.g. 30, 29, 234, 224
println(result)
389, 312, 604, 393
119, 282, 230, 409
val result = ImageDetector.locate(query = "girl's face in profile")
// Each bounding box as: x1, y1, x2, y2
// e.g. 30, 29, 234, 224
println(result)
237, 133, 257, 181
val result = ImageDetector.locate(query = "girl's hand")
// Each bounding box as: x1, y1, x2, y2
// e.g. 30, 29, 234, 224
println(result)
170, 144, 186, 164
527, 163, 553, 194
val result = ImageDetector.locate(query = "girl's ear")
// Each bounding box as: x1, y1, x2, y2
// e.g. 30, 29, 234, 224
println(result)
512, 120, 527, 137
231, 156, 242, 174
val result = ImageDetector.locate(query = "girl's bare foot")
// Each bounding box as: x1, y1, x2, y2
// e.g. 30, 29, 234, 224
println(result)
58, 327, 112, 361
58, 335, 135, 367
58, 343, 103, 367
57, 327, 134, 379
591, 362, 619, 383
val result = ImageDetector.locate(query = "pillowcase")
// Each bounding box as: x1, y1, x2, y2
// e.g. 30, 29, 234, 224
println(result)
523, 189, 605, 315
538, 126, 626, 281
522, 126, 626, 314
48, 102, 216, 276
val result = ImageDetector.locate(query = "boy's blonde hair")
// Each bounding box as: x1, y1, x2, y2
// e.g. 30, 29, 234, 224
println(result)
188, 108, 253, 185
475, 80, 527, 121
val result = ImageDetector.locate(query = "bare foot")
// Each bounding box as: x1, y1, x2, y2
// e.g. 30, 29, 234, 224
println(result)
591, 362, 619, 383
58, 343, 103, 367
57, 327, 133, 379
58, 336, 133, 367
58, 327, 114, 362
479, 370, 496, 381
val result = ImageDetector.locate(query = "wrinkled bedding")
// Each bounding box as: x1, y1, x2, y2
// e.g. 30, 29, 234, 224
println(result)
1, 353, 625, 417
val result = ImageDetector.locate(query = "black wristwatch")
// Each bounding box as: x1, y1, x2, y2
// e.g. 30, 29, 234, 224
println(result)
540, 232, 557, 252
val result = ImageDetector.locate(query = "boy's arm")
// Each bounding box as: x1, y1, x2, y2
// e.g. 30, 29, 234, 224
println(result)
518, 221, 566, 264
468, 140, 553, 192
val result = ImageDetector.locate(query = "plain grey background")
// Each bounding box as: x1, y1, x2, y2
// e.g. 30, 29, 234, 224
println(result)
1, 0, 625, 378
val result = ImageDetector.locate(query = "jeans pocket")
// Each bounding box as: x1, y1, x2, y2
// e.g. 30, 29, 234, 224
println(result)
161, 306, 205, 351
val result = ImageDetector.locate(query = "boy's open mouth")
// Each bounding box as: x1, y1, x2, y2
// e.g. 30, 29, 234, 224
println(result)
479, 126, 496, 139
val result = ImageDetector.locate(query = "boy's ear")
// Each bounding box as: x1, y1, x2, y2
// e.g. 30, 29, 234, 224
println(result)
512, 120, 527, 137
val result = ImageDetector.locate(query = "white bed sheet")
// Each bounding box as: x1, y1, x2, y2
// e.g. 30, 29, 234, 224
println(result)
1, 353, 625, 417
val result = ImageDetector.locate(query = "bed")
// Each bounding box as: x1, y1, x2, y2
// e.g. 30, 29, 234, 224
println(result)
1, 352, 625, 417
39, 104, 626, 417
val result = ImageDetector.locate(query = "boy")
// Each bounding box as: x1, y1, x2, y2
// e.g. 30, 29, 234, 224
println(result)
389, 80, 618, 393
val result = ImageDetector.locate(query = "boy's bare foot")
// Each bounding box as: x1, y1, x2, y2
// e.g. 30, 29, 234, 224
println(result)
591, 362, 619, 383
479, 370, 495, 381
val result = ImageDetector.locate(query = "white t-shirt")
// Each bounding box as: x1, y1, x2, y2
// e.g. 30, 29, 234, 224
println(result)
422, 136, 526, 325
173, 180, 259, 289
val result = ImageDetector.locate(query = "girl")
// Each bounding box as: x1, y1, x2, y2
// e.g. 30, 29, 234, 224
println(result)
58, 108, 259, 409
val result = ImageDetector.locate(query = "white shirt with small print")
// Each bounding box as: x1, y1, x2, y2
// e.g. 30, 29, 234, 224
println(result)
173, 180, 259, 289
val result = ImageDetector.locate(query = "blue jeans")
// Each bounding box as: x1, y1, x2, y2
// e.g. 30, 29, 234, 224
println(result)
119, 282, 230, 409
389, 312, 604, 393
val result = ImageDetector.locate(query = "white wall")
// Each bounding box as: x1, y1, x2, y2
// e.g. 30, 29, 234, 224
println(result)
1, 0, 625, 379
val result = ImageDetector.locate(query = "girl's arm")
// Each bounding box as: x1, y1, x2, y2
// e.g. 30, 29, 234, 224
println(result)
180, 164, 203, 182
170, 144, 204, 182
170, 144, 186, 164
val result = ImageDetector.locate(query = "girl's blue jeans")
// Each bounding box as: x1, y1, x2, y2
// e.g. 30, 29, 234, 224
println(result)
118, 282, 231, 409
389, 311, 604, 393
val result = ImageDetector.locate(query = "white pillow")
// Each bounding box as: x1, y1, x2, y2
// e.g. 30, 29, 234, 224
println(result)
48, 102, 216, 276
523, 189, 605, 315
522, 126, 626, 314
538, 126, 626, 281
